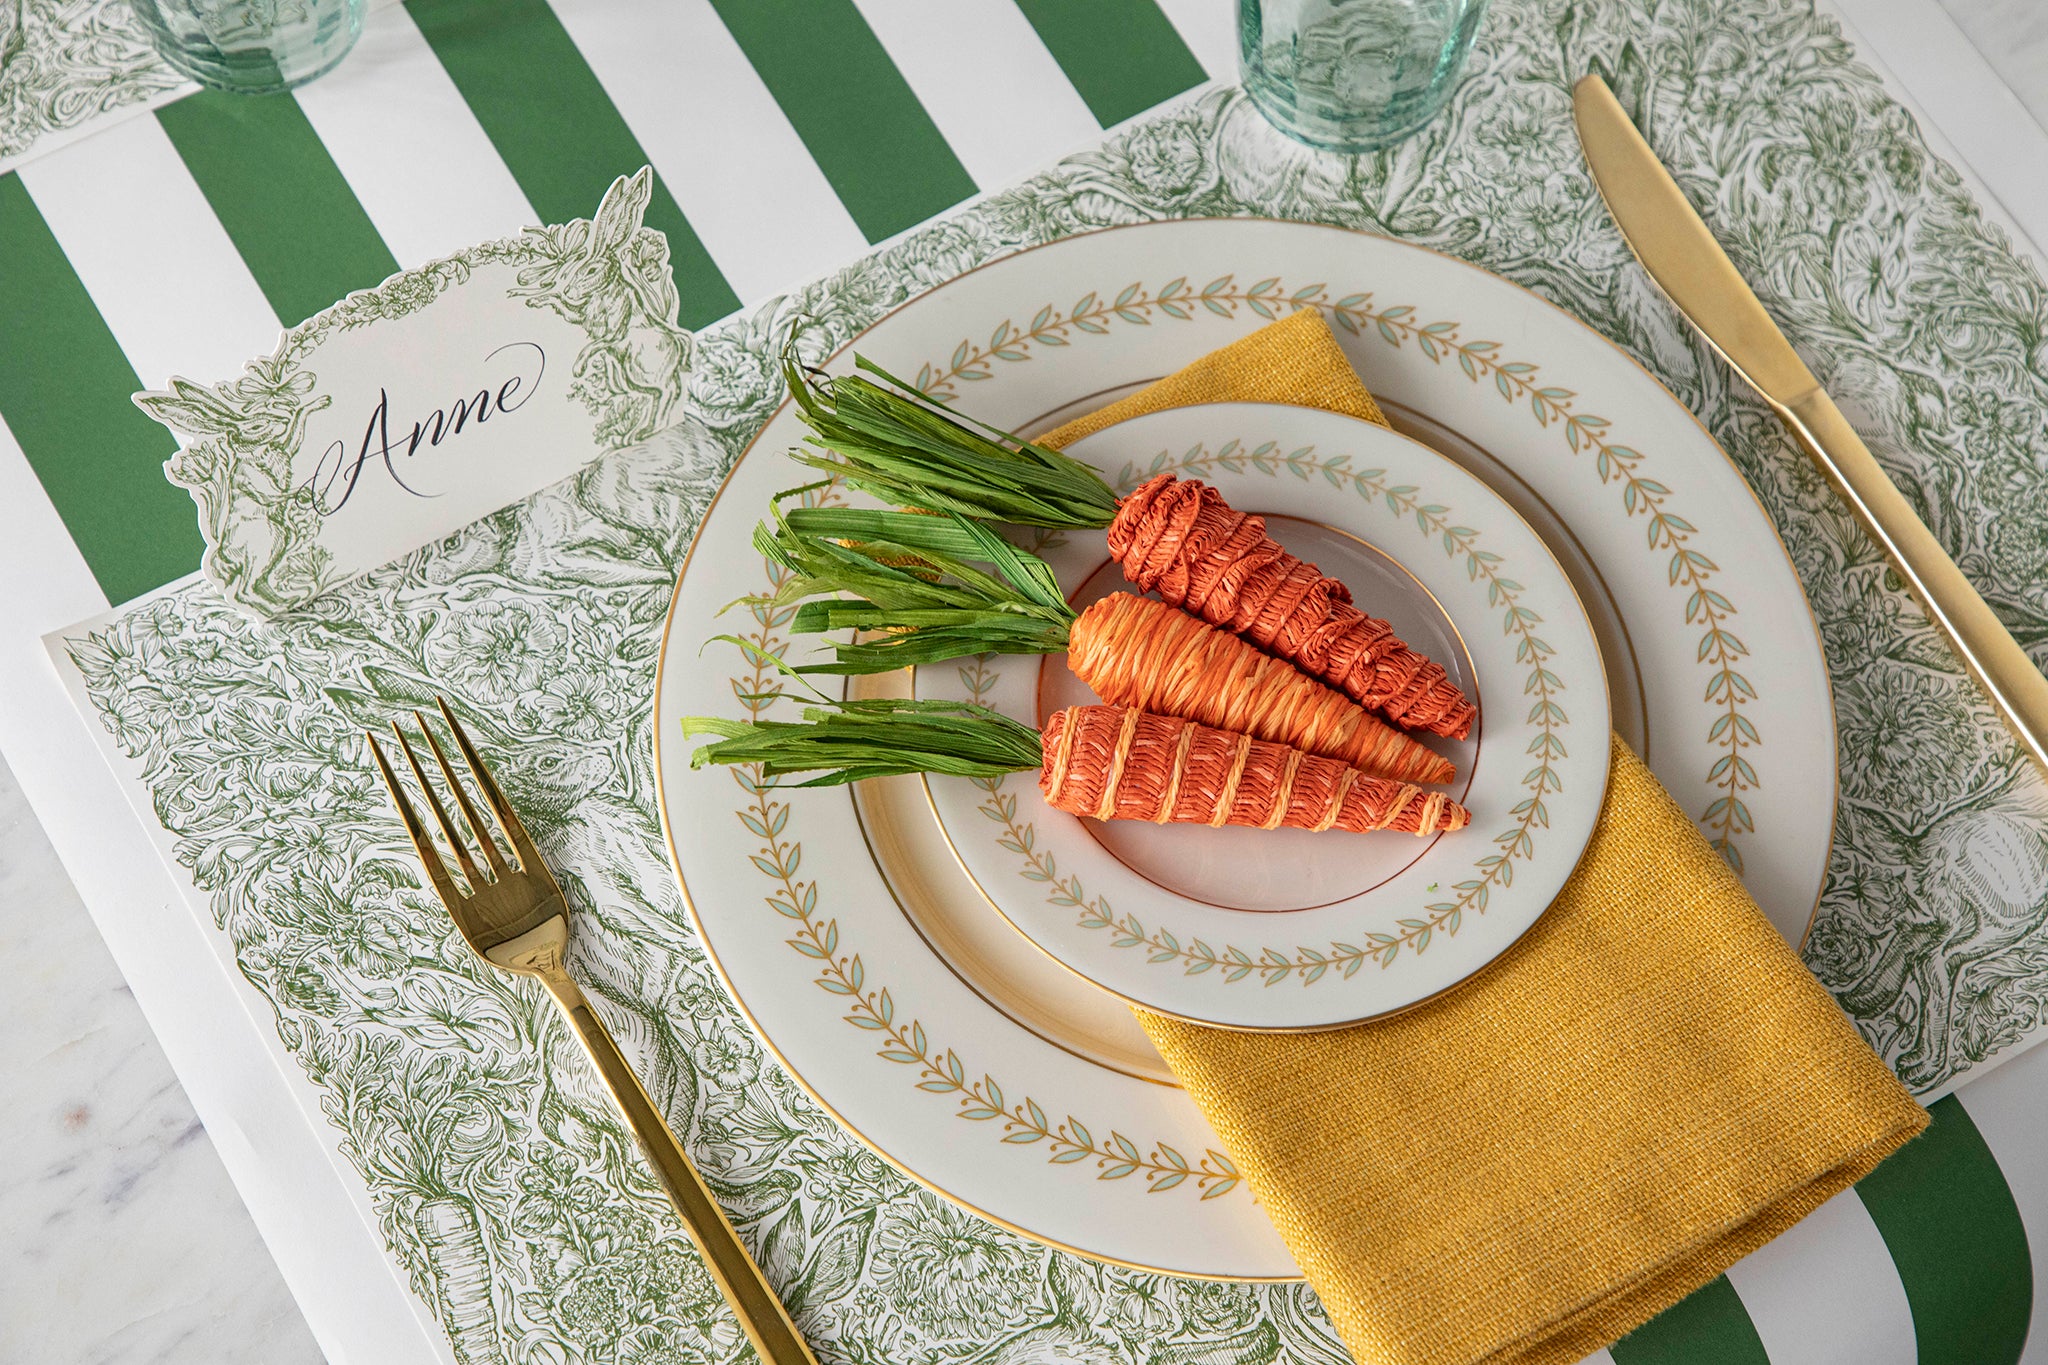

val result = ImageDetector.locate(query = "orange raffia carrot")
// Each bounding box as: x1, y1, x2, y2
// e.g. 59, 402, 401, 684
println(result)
1070, 594, 1454, 786
762, 508, 1454, 785
682, 698, 1470, 837
1040, 705, 1468, 835
779, 351, 1478, 740
1107, 474, 1477, 740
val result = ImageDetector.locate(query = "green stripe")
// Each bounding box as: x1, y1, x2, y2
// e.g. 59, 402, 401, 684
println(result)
1013, 0, 1210, 128
707, 0, 976, 242
1857, 1095, 2032, 1365
1609, 1275, 1770, 1365
155, 91, 399, 328
406, 0, 739, 327
0, 175, 200, 603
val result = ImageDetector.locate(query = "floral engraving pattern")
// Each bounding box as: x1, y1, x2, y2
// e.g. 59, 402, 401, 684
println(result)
54, 0, 2048, 1356
0, 0, 182, 165
135, 168, 693, 617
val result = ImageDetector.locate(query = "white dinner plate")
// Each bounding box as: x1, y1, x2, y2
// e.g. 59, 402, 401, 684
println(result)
917, 402, 1610, 1031
654, 219, 1833, 1278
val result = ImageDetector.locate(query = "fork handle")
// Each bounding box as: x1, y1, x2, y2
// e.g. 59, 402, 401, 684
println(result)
543, 975, 820, 1365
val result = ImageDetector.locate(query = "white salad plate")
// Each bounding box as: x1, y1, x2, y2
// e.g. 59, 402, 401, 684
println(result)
917, 402, 1609, 1031
654, 219, 1834, 1278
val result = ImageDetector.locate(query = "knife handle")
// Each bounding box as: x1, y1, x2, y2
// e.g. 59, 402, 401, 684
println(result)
1781, 389, 2048, 775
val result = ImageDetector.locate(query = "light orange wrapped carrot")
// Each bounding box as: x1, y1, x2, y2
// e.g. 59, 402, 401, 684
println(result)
682, 698, 1469, 837
1068, 594, 1451, 785
781, 347, 1477, 739
759, 507, 1454, 786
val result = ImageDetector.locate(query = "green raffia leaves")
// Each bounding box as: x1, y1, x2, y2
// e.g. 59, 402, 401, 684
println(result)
781, 339, 1119, 528
682, 696, 1043, 787
753, 506, 1075, 673
785, 507, 1069, 612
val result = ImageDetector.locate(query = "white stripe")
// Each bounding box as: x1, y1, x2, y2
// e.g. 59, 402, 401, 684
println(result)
1956, 1045, 2048, 1363
551, 0, 869, 304
1725, 1188, 1916, 1365
1579, 1351, 1617, 1364
0, 84, 195, 183
15, 115, 281, 389
292, 4, 537, 268
0, 0, 407, 182
852, 0, 1102, 186
1153, 0, 1240, 81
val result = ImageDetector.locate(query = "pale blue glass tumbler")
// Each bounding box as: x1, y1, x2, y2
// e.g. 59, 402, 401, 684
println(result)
130, 0, 364, 94
1240, 0, 1491, 152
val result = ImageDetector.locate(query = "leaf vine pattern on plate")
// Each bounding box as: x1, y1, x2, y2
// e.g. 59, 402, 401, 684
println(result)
961, 441, 1569, 985
1318, 296, 1761, 866
718, 537, 1242, 1200
915, 279, 1758, 871
52, 1, 2048, 1355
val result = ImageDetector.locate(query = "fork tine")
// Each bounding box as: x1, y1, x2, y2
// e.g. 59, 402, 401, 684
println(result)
366, 732, 464, 908
392, 720, 484, 889
437, 696, 548, 878
415, 710, 510, 879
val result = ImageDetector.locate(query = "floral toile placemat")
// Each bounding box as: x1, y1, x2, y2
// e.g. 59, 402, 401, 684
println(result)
46, 0, 2048, 1358
0, 0, 183, 169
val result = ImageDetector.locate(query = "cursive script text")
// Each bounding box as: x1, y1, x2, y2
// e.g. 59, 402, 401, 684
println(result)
304, 342, 544, 515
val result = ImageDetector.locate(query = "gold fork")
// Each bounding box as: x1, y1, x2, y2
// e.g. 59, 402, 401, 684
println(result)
368, 698, 818, 1365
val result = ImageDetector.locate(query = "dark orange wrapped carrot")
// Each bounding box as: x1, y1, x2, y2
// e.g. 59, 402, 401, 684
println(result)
780, 346, 1476, 739
682, 698, 1469, 836
757, 507, 1454, 786
1107, 474, 1475, 739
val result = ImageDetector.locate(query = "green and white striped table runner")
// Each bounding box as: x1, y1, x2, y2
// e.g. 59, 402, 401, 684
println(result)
1, 1, 2043, 1362
0, 0, 1235, 604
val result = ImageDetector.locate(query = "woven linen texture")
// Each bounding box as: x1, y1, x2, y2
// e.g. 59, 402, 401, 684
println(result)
1046, 311, 1927, 1365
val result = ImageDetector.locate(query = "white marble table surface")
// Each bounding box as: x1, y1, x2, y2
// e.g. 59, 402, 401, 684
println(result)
2, 4, 2043, 1360
1938, 0, 2048, 128
0, 747, 321, 1364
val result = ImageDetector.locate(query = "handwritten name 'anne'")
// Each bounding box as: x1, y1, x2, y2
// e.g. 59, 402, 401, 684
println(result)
304, 341, 544, 515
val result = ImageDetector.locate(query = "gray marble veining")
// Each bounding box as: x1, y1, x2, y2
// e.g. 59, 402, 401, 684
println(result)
0, 750, 320, 1365
1938, 0, 2048, 134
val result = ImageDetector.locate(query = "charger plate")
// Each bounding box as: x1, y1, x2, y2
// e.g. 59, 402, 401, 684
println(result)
654, 218, 1834, 1277
916, 402, 1609, 1031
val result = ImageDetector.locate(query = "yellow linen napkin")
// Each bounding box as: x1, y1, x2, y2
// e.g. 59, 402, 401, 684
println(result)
1040, 309, 1927, 1365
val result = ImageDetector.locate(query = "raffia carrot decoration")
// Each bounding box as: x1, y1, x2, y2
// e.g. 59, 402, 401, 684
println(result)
781, 345, 1478, 740
1039, 705, 1465, 834
1107, 472, 1475, 739
683, 699, 1469, 836
752, 506, 1453, 786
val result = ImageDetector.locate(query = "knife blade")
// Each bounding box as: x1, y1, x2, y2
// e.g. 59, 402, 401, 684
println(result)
1572, 73, 2048, 777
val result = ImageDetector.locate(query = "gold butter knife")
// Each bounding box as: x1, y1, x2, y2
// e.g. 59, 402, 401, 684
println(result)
1572, 73, 2048, 776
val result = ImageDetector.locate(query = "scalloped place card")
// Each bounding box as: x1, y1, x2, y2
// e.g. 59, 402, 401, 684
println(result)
135, 167, 691, 617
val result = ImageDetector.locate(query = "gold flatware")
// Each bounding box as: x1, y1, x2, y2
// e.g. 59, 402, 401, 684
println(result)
369, 699, 819, 1365
1572, 73, 2048, 776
